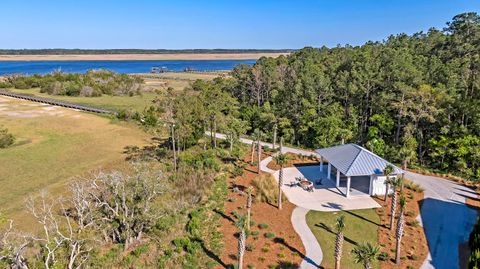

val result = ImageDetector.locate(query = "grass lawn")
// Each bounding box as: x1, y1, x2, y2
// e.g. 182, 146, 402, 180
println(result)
306, 209, 380, 269
0, 96, 151, 230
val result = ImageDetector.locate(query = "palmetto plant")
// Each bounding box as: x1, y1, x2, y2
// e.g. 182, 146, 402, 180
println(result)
246, 186, 254, 230
236, 216, 247, 269
273, 153, 288, 210
395, 195, 406, 264
383, 164, 394, 201
334, 215, 346, 269
352, 242, 381, 269
389, 176, 403, 231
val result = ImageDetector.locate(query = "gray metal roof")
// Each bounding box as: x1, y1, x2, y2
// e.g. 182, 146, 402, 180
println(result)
315, 144, 403, 176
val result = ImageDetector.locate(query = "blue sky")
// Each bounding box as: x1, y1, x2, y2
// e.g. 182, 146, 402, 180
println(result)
1, 0, 479, 49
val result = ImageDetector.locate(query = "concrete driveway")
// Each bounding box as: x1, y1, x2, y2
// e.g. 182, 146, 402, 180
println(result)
272, 165, 381, 212
405, 171, 478, 269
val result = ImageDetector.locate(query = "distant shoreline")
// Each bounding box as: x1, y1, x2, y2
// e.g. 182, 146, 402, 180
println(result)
0, 53, 288, 61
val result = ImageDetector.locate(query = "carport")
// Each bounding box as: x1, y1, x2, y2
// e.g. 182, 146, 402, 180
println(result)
316, 144, 403, 198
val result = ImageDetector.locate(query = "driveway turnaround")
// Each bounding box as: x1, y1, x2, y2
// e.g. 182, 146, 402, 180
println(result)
405, 171, 478, 269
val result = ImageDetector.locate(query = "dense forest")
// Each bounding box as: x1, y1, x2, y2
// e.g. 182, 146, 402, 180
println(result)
0, 49, 293, 55
154, 13, 479, 181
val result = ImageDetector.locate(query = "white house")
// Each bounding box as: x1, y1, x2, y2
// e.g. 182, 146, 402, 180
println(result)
316, 143, 403, 198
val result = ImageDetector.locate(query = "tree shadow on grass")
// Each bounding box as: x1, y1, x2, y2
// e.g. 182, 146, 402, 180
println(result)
344, 210, 384, 228
314, 223, 358, 246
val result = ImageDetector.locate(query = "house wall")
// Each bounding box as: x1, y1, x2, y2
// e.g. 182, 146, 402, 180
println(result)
370, 175, 397, 196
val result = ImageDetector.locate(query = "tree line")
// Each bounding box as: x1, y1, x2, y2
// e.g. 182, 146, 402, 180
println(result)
0, 49, 293, 55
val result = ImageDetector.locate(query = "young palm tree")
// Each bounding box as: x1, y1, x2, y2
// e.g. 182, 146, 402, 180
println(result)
236, 216, 247, 269
383, 164, 394, 201
252, 129, 264, 174
273, 153, 288, 210
334, 215, 346, 269
250, 141, 255, 163
352, 242, 381, 269
395, 195, 406, 264
389, 177, 403, 231
246, 186, 254, 230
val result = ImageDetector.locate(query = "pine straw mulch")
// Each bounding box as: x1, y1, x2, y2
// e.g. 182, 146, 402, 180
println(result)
217, 151, 305, 269
373, 188, 428, 269
266, 152, 320, 170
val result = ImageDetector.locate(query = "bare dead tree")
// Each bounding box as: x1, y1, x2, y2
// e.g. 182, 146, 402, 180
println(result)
0, 219, 30, 269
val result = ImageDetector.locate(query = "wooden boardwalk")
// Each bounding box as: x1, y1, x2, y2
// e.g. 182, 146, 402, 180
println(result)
0, 90, 115, 115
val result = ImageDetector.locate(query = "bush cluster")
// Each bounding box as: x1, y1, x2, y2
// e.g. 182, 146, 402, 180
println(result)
4, 69, 143, 97
0, 126, 15, 148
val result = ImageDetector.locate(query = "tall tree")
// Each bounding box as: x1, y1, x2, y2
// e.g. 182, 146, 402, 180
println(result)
389, 176, 403, 231
383, 164, 394, 201
395, 195, 407, 264
273, 153, 288, 210
334, 215, 346, 269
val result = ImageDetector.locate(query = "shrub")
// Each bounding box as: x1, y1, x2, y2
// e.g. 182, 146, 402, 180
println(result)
246, 244, 255, 251
378, 252, 389, 261
251, 231, 260, 236
252, 174, 278, 203
403, 179, 424, 193
261, 246, 269, 253
264, 232, 275, 239
0, 126, 15, 148
258, 223, 269, 229
408, 220, 420, 227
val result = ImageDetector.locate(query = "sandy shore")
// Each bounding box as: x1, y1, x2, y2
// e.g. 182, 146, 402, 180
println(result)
0, 53, 288, 61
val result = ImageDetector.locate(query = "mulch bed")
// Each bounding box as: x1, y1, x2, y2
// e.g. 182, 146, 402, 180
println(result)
373, 188, 428, 269
218, 151, 305, 268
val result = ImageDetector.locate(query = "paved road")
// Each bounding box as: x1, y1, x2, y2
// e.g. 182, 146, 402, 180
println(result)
405, 171, 477, 269
210, 132, 478, 269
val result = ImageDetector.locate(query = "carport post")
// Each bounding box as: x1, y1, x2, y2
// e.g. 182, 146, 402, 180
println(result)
336, 170, 340, 187
327, 163, 331, 180
346, 176, 351, 198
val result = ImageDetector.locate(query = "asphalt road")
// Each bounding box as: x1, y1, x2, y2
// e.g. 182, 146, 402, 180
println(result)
405, 171, 477, 269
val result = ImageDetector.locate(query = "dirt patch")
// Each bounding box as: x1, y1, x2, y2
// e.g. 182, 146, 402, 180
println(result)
218, 151, 304, 268
267, 152, 320, 170
373, 189, 428, 269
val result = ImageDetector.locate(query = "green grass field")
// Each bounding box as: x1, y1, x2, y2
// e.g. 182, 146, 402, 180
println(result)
0, 96, 151, 229
306, 209, 380, 269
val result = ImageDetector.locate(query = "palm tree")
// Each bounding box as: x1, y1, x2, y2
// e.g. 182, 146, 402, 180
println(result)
246, 186, 254, 230
236, 216, 247, 269
389, 176, 403, 231
250, 141, 255, 163
334, 215, 346, 269
352, 242, 381, 269
252, 129, 264, 174
395, 195, 406, 264
383, 164, 394, 201
273, 153, 288, 210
